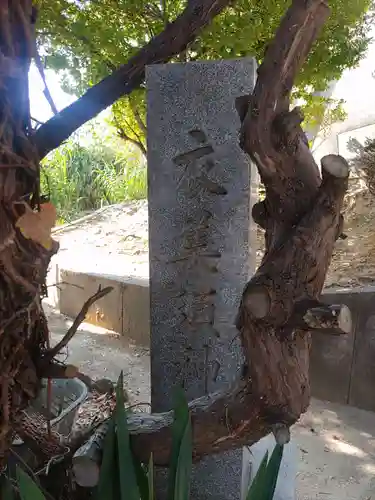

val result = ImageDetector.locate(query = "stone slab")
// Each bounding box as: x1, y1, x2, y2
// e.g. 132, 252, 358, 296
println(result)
56, 269, 150, 346
146, 58, 258, 499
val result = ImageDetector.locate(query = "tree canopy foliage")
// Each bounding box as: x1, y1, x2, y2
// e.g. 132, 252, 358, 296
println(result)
37, 0, 373, 152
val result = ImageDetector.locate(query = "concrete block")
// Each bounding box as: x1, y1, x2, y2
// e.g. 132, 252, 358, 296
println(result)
310, 288, 357, 405
348, 286, 375, 411
57, 270, 150, 346
122, 277, 150, 346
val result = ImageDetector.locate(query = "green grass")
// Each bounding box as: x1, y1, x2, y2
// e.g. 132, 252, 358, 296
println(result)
41, 139, 147, 224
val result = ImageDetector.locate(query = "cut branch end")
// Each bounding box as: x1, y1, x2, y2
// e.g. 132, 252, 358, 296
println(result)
244, 286, 270, 319
303, 304, 352, 335
321, 155, 350, 179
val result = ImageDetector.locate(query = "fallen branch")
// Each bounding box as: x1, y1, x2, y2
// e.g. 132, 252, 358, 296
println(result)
42, 286, 113, 362
34, 0, 232, 159
72, 421, 109, 487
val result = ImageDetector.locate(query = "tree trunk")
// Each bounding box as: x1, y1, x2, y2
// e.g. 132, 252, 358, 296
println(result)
0, 0, 352, 472
0, 0, 58, 466
127, 0, 352, 464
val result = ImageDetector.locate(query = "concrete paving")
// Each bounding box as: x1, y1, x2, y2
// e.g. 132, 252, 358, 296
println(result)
295, 399, 375, 500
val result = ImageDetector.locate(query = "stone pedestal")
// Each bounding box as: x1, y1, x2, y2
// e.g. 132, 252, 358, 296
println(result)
146, 59, 257, 499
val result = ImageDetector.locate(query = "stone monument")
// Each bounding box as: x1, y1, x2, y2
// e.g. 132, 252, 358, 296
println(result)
146, 59, 258, 499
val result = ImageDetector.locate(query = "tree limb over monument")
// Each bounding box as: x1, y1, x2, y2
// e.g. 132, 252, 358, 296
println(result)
127, 0, 352, 464
0, 0, 351, 469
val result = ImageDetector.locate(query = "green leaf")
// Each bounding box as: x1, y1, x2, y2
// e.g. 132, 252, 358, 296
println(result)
264, 444, 284, 500
167, 386, 190, 500
148, 453, 154, 500
95, 418, 117, 500
132, 444, 149, 500
245, 451, 269, 500
115, 371, 140, 500
38, 0, 372, 139
245, 444, 284, 500
1, 477, 15, 500
173, 415, 193, 500
16, 467, 46, 500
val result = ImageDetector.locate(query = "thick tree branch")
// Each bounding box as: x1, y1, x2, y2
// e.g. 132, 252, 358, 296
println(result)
239, 0, 330, 250
34, 0, 231, 159
118, 0, 351, 466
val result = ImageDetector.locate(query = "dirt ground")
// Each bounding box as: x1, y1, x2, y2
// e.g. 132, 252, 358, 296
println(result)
295, 400, 375, 500
45, 302, 150, 404
44, 183, 375, 499
49, 181, 375, 290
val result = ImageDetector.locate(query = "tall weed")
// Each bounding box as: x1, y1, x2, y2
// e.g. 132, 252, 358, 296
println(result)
41, 138, 147, 224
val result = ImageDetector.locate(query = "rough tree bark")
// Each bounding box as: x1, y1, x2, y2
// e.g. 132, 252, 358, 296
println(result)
0, 0, 58, 465
0, 0, 351, 472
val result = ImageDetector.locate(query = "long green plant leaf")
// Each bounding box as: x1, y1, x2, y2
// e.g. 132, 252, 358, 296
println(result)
264, 444, 284, 500
16, 467, 46, 500
132, 445, 149, 500
245, 451, 269, 500
95, 418, 116, 500
245, 444, 284, 500
173, 414, 193, 500
1, 476, 15, 500
168, 387, 190, 500
148, 453, 154, 500
116, 371, 140, 500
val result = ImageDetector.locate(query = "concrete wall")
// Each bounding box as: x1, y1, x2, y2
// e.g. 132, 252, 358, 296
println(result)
47, 261, 375, 413
46, 265, 150, 347
311, 287, 375, 412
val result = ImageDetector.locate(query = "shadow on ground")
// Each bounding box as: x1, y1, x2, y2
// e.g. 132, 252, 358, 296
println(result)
295, 398, 375, 499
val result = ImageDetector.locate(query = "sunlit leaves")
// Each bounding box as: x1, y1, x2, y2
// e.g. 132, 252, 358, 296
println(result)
37, 0, 374, 139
